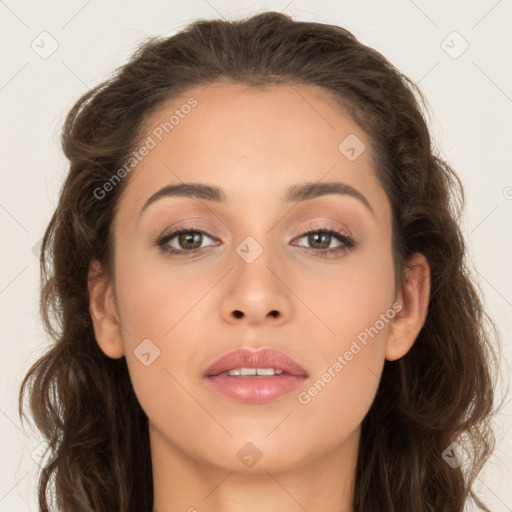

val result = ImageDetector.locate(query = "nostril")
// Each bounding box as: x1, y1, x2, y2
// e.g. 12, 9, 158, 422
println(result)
269, 310, 279, 318
233, 310, 244, 318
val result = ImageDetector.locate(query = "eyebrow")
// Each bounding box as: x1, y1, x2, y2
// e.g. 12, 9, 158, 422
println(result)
139, 180, 374, 216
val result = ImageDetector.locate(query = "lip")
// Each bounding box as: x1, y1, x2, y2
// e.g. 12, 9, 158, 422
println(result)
203, 348, 309, 404
204, 348, 309, 378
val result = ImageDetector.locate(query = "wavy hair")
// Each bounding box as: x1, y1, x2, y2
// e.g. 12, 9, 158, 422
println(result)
18, 11, 501, 511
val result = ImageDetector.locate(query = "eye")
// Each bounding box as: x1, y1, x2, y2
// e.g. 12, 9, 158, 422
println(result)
155, 225, 218, 256
292, 226, 355, 257
154, 224, 356, 258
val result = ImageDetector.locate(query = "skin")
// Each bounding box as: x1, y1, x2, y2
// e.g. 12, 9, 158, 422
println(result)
88, 81, 430, 512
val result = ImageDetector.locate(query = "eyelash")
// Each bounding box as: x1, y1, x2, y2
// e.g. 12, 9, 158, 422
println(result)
154, 223, 355, 258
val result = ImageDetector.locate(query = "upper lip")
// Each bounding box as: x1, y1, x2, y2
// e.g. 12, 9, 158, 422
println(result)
204, 348, 309, 378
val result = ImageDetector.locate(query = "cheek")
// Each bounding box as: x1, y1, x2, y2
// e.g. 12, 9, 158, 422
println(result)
296, 237, 396, 351
289, 340, 383, 460
114, 252, 211, 343
288, 244, 394, 430
112, 257, 217, 419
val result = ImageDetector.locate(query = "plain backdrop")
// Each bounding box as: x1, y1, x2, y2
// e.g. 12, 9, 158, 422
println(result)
0, 0, 511, 510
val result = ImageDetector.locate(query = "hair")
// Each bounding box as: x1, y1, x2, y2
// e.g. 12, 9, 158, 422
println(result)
18, 10, 502, 512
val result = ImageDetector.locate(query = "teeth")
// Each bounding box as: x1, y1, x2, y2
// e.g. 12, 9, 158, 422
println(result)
226, 367, 284, 376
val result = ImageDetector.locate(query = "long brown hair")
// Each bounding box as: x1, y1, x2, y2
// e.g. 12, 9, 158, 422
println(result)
18, 11, 501, 511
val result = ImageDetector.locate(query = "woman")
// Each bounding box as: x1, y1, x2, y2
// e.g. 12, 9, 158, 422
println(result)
18, 10, 500, 512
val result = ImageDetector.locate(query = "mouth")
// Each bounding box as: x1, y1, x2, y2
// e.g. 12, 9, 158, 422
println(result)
203, 348, 309, 403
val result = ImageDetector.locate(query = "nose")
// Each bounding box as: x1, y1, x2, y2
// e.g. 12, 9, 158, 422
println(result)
219, 239, 294, 326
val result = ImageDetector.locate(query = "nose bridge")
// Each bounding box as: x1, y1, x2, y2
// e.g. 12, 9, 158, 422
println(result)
219, 230, 293, 324
233, 232, 280, 295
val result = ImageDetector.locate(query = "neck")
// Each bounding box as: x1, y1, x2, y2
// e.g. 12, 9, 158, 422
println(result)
150, 424, 359, 512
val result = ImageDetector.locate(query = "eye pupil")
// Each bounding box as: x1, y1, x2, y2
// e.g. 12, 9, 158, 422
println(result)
309, 232, 330, 249
179, 232, 202, 249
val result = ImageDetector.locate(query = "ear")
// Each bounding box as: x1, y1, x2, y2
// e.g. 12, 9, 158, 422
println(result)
87, 259, 124, 359
385, 252, 431, 361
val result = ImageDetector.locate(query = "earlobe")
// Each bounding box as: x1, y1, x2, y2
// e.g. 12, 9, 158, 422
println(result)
87, 259, 125, 359
385, 253, 431, 361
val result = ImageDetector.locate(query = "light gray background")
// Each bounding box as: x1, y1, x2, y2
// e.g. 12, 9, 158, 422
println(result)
1, 0, 511, 510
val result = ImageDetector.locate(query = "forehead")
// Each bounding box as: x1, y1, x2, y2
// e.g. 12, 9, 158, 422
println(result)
115, 81, 388, 222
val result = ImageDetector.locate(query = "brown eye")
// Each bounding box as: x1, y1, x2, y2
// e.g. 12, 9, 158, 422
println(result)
156, 227, 217, 256
176, 232, 203, 250
295, 229, 349, 251
306, 232, 332, 249
292, 227, 355, 258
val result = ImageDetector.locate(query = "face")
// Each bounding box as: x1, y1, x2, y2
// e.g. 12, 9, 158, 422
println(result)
96, 81, 402, 473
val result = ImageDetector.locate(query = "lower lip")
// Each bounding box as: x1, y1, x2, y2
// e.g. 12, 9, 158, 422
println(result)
205, 374, 307, 403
